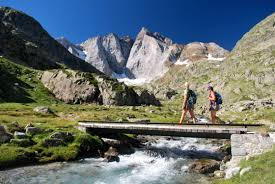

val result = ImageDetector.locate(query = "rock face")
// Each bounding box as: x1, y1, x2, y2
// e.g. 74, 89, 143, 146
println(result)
126, 27, 181, 80
41, 69, 161, 106
60, 33, 134, 76
41, 70, 100, 104
177, 42, 228, 63
0, 7, 99, 73
58, 27, 227, 83
56, 37, 86, 60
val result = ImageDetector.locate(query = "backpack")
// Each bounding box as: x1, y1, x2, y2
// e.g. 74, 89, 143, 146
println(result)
188, 89, 197, 105
214, 92, 223, 105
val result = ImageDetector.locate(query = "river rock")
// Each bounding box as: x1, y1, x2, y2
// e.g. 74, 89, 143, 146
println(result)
0, 125, 13, 144
214, 170, 226, 178
104, 146, 120, 162
14, 131, 27, 139
49, 132, 74, 143
188, 159, 221, 174
33, 106, 53, 115
102, 138, 135, 155
26, 127, 42, 136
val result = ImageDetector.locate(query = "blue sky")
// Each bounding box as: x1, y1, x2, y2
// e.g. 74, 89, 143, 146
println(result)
1, 0, 275, 50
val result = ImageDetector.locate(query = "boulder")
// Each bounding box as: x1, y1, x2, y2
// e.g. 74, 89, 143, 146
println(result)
104, 146, 120, 162
41, 70, 158, 106
41, 70, 100, 104
188, 159, 221, 174
43, 138, 66, 147
102, 138, 135, 155
0, 125, 13, 144
214, 170, 226, 178
10, 138, 33, 147
134, 89, 161, 106
96, 77, 138, 105
14, 131, 27, 139
26, 127, 42, 136
33, 106, 53, 115
49, 132, 74, 143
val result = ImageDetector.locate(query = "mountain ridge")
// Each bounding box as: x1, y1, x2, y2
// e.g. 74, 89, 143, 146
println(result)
58, 27, 229, 84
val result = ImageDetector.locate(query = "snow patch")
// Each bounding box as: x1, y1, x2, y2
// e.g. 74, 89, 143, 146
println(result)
174, 59, 190, 66
75, 48, 87, 60
207, 54, 225, 61
112, 72, 149, 86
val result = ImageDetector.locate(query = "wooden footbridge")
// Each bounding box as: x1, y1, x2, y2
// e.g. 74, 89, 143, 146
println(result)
78, 121, 262, 139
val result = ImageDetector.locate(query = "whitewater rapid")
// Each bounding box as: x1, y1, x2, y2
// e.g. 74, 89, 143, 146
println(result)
0, 137, 223, 184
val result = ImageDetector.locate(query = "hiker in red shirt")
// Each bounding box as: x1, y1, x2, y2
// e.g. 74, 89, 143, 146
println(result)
208, 86, 220, 124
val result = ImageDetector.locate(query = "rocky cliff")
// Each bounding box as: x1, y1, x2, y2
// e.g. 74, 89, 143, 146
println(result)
41, 69, 160, 106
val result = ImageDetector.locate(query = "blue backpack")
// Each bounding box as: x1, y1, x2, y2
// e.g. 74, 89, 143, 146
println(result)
188, 90, 197, 105
215, 92, 223, 105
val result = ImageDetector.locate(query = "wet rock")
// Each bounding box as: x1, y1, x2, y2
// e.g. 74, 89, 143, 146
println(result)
240, 166, 252, 176
49, 132, 74, 143
188, 159, 221, 174
14, 131, 27, 139
104, 147, 120, 162
10, 138, 33, 147
43, 138, 66, 147
0, 125, 13, 144
102, 138, 135, 155
26, 127, 42, 136
33, 106, 53, 115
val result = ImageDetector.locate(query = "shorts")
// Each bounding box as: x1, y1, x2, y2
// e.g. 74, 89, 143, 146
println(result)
209, 103, 219, 111
186, 103, 194, 110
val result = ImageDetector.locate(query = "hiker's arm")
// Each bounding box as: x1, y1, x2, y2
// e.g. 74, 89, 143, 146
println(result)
209, 91, 216, 101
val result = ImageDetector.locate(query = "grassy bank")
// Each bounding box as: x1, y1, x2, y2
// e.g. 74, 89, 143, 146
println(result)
213, 148, 275, 184
0, 101, 182, 170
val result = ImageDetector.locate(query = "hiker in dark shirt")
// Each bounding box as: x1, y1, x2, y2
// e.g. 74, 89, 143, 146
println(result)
179, 82, 196, 124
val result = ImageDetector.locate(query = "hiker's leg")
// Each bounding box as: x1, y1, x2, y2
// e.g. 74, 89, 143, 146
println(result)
189, 109, 196, 124
210, 111, 215, 123
212, 111, 217, 123
179, 110, 187, 124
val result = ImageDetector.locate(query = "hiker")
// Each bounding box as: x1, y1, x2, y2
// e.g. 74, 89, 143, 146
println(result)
179, 82, 197, 124
207, 85, 222, 123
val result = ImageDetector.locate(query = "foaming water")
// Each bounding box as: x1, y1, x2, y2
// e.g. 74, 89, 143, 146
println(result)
0, 137, 223, 184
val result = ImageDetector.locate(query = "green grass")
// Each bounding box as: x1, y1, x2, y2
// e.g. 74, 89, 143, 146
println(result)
213, 148, 275, 184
